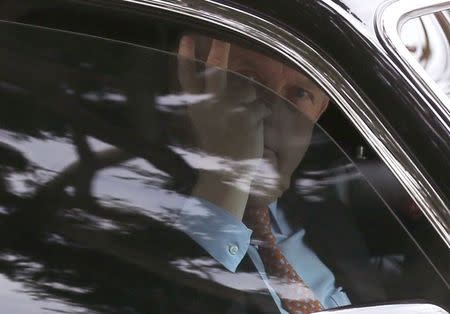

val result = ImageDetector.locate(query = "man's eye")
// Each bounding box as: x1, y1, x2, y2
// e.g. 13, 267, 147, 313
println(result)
290, 88, 314, 107
294, 88, 310, 101
289, 88, 316, 114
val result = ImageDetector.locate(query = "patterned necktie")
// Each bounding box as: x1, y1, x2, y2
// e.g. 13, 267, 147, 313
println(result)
243, 207, 323, 314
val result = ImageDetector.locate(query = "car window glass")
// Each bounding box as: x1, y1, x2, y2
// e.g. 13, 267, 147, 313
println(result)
0, 21, 448, 313
401, 11, 450, 96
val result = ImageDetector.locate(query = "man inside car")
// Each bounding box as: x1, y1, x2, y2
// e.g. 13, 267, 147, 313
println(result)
175, 34, 349, 314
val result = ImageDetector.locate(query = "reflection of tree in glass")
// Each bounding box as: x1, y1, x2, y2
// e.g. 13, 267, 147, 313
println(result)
0, 22, 283, 312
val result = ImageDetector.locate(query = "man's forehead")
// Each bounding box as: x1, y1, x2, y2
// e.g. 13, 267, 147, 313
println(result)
229, 44, 320, 89
229, 45, 281, 72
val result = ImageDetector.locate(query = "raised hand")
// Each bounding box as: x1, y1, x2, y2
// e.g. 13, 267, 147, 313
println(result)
177, 35, 267, 219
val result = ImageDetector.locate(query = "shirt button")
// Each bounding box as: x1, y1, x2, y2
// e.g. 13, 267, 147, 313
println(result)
228, 244, 239, 255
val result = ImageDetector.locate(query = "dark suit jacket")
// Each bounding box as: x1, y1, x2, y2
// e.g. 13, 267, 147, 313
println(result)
48, 189, 386, 314
280, 191, 387, 305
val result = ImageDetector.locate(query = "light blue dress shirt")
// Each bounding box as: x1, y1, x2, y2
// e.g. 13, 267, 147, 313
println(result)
179, 197, 351, 311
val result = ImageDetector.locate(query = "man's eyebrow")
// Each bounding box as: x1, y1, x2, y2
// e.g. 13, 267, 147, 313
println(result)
230, 55, 264, 72
289, 73, 328, 104
292, 73, 323, 93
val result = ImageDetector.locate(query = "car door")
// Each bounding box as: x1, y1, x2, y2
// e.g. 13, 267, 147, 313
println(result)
0, 0, 448, 313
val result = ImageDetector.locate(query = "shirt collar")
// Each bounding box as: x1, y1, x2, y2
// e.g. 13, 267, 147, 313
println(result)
178, 197, 252, 272
268, 201, 278, 218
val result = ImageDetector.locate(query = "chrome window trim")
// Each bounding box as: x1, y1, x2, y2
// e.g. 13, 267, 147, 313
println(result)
375, 0, 450, 245
115, 0, 450, 248
375, 0, 450, 141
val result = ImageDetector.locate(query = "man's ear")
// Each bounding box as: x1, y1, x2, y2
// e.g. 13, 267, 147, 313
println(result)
311, 95, 330, 122
316, 96, 330, 121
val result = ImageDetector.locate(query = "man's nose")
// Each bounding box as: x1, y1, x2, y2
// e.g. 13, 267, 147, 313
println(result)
254, 89, 273, 114
262, 102, 273, 125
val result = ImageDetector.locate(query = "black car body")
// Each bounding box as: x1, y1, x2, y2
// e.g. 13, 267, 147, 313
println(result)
0, 0, 448, 313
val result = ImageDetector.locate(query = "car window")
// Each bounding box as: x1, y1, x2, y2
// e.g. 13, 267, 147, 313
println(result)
0, 20, 448, 314
401, 11, 450, 97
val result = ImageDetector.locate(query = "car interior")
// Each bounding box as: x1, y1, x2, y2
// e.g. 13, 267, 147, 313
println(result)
0, 0, 448, 311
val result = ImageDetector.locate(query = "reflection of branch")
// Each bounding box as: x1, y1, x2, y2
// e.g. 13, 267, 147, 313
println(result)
0, 142, 28, 170
35, 147, 132, 197
185, 257, 215, 283
0, 142, 29, 204
419, 18, 431, 64
3, 147, 133, 232
55, 220, 273, 310
436, 12, 450, 43
3, 44, 196, 195
71, 129, 95, 205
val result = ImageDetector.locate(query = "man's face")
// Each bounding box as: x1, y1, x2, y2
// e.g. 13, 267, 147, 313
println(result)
228, 45, 329, 207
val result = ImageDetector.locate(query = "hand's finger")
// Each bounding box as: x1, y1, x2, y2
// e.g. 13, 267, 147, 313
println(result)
206, 40, 230, 68
250, 101, 272, 127
177, 36, 201, 92
205, 40, 230, 94
226, 100, 270, 131
208, 75, 259, 122
226, 76, 258, 105
178, 35, 196, 59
